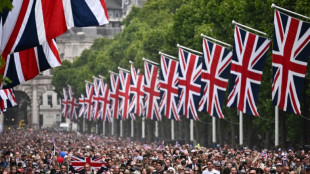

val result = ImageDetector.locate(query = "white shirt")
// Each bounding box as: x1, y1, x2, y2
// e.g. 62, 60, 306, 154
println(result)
202, 169, 220, 174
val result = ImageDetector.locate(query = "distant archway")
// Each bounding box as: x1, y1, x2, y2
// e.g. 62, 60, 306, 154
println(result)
3, 91, 31, 129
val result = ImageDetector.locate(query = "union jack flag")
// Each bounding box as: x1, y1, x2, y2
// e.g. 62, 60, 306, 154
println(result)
198, 38, 232, 119
84, 82, 94, 121
1, 40, 61, 89
118, 69, 132, 120
0, 0, 109, 56
67, 85, 79, 120
61, 88, 69, 118
92, 77, 101, 120
110, 73, 121, 119
143, 61, 161, 121
99, 78, 112, 122
227, 26, 270, 116
78, 94, 85, 118
129, 63, 144, 118
0, 88, 17, 112
272, 10, 310, 115
178, 48, 202, 121
70, 156, 105, 172
159, 55, 180, 120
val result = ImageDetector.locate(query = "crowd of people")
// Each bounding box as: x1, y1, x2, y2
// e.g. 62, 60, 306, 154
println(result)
0, 129, 309, 174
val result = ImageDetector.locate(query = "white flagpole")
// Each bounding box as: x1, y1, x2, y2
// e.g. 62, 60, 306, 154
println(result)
102, 121, 105, 136
232, 20, 268, 36
275, 106, 279, 147
271, 4, 310, 20
190, 119, 194, 141
131, 119, 134, 137
142, 117, 145, 139
155, 121, 159, 138
120, 120, 123, 137
239, 111, 243, 145
212, 117, 216, 144
177, 44, 203, 55
200, 33, 233, 48
171, 120, 175, 140
111, 119, 114, 136
96, 123, 98, 134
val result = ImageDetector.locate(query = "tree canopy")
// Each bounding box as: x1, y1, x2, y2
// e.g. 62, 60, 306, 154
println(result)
52, 0, 310, 146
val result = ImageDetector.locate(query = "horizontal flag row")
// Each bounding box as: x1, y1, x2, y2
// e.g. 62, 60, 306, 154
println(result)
62, 8, 310, 122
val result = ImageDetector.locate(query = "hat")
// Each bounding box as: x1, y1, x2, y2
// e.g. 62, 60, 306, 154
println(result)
202, 165, 208, 170
276, 163, 283, 167
178, 166, 184, 170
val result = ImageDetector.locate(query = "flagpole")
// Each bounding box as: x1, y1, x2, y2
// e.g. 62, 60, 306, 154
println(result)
120, 120, 123, 137
111, 119, 114, 136
142, 117, 145, 140
177, 44, 203, 55
142, 57, 159, 66
232, 20, 268, 36
83, 118, 85, 133
271, 4, 310, 20
239, 111, 243, 145
131, 119, 134, 138
103, 121, 105, 136
212, 117, 216, 144
275, 106, 279, 147
155, 121, 159, 138
200, 33, 233, 48
190, 119, 194, 142
118, 67, 130, 73
171, 120, 175, 140
158, 51, 178, 60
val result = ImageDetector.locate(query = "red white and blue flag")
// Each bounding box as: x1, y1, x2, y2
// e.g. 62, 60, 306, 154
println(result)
198, 38, 232, 119
118, 69, 132, 120
61, 88, 69, 118
0, 88, 17, 112
129, 63, 144, 118
67, 85, 79, 120
71, 156, 105, 172
78, 94, 85, 118
84, 82, 94, 121
178, 48, 202, 121
227, 26, 270, 116
1, 40, 61, 89
272, 10, 310, 115
143, 61, 161, 121
92, 77, 101, 120
0, 0, 109, 56
98, 77, 112, 122
110, 73, 121, 119
159, 55, 180, 121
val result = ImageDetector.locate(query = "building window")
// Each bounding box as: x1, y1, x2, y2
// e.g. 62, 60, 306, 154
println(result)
40, 96, 43, 105
48, 95, 53, 107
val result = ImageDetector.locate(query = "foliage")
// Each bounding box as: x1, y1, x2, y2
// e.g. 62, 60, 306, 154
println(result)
52, 0, 310, 146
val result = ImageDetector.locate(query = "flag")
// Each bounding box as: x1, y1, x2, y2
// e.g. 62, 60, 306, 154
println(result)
67, 85, 79, 120
198, 38, 232, 118
0, 88, 17, 112
84, 82, 94, 121
92, 77, 101, 120
159, 55, 180, 120
118, 69, 132, 120
178, 48, 202, 121
98, 77, 112, 122
0, 0, 109, 56
129, 63, 144, 118
227, 26, 270, 116
61, 88, 69, 118
143, 61, 161, 121
110, 73, 121, 119
1, 40, 61, 89
71, 156, 104, 172
272, 10, 310, 115
78, 94, 85, 118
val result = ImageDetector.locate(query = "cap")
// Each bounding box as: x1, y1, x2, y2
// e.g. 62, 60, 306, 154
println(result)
276, 163, 283, 166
